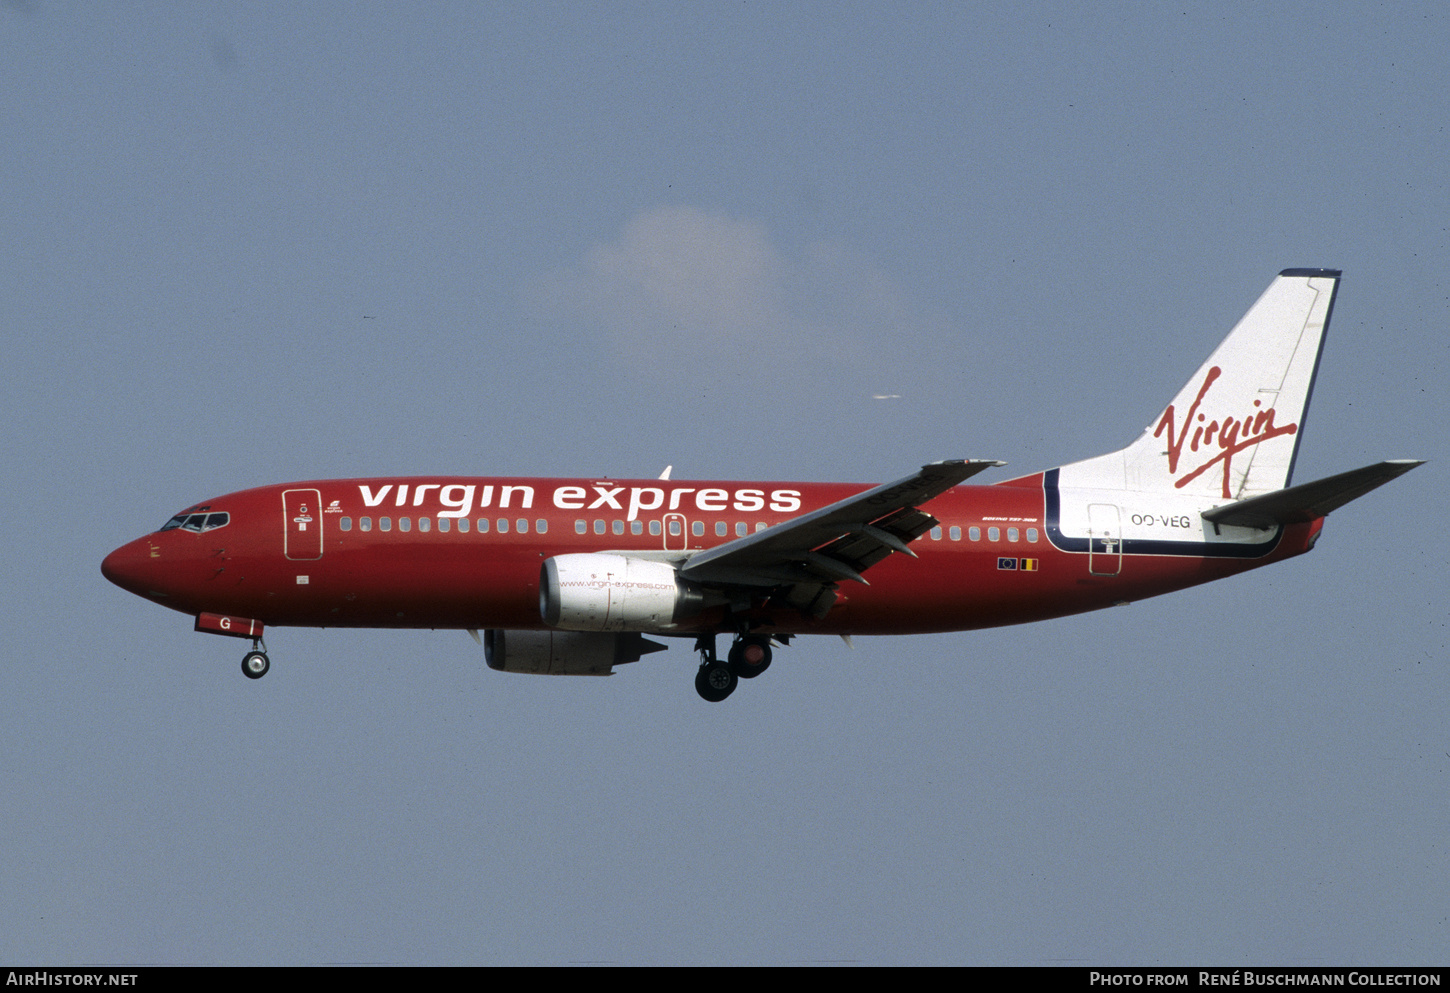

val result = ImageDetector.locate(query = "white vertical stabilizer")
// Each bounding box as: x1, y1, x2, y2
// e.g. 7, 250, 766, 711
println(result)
1057, 269, 1339, 500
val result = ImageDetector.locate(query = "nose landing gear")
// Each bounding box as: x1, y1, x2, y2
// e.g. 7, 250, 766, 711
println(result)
241, 637, 270, 679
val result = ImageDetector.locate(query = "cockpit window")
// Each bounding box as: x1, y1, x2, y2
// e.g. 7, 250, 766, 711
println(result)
159, 510, 230, 533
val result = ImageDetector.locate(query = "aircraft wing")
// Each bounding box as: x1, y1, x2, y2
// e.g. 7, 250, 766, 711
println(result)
679, 459, 1002, 617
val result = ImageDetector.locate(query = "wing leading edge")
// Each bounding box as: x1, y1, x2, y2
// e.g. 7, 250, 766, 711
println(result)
680, 459, 1003, 617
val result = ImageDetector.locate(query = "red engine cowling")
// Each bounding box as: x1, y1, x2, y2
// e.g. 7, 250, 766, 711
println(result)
539, 553, 708, 632
484, 629, 667, 676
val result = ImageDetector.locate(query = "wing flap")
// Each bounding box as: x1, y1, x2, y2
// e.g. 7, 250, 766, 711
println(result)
680, 459, 1001, 595
813, 507, 937, 575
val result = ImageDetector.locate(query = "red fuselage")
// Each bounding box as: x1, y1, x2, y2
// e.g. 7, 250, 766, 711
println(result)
101, 473, 1321, 638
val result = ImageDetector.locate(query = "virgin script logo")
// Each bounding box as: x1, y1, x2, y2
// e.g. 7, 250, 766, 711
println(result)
1153, 366, 1298, 498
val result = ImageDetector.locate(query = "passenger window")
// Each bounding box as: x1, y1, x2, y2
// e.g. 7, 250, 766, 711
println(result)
361, 517, 372, 532
477, 518, 489, 534
419, 517, 431, 533
380, 517, 392, 532
1007, 527, 1019, 542
613, 520, 625, 535
594, 520, 605, 535
631, 521, 643, 535
969, 526, 980, 541
1027, 528, 1038, 543
497, 518, 509, 534
340, 517, 352, 531
399, 517, 411, 532
756, 522, 766, 532
517, 519, 528, 534
536, 519, 548, 534
458, 518, 469, 533
736, 522, 748, 537
949, 526, 961, 541
988, 527, 999, 541
931, 526, 942, 540
692, 521, 704, 537
715, 522, 727, 537
668, 520, 681, 537
576, 520, 587, 534
650, 520, 662, 536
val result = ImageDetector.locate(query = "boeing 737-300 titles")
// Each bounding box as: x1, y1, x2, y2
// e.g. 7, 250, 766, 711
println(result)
102, 270, 1422, 701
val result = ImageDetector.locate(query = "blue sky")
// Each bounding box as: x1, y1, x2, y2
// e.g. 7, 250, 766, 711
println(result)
3, 1, 1446, 965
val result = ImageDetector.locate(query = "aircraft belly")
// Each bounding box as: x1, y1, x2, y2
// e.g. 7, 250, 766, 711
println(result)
830, 532, 1312, 635
202, 545, 544, 629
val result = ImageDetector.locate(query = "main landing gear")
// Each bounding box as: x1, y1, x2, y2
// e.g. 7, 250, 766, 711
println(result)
694, 633, 775, 702
241, 638, 270, 680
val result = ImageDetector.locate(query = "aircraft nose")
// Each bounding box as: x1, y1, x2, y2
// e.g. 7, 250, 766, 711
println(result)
101, 538, 163, 598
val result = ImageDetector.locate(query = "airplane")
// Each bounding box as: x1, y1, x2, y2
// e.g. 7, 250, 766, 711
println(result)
102, 269, 1421, 702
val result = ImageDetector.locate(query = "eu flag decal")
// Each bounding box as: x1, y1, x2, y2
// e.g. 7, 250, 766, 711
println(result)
997, 557, 1017, 570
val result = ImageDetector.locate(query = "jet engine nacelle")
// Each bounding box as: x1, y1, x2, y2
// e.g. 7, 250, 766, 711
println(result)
484, 629, 666, 676
540, 553, 707, 632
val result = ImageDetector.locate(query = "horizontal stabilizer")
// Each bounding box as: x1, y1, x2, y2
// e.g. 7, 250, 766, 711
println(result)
1201, 459, 1424, 530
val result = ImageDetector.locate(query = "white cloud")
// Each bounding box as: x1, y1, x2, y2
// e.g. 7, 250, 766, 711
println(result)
531, 206, 789, 347
529, 205, 936, 369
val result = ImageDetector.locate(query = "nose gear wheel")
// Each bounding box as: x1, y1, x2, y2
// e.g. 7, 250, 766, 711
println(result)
241, 650, 270, 679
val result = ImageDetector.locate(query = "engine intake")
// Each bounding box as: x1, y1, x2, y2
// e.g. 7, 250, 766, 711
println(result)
540, 553, 708, 632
